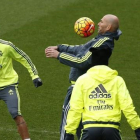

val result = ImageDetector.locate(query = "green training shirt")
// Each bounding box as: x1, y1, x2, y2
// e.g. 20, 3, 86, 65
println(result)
0, 39, 39, 88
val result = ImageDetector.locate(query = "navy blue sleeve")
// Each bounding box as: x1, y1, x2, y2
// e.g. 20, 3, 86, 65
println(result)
58, 37, 112, 69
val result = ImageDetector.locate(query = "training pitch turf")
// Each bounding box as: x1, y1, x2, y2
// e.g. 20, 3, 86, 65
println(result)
0, 0, 140, 139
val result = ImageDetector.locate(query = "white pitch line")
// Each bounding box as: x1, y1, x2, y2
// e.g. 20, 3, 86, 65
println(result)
0, 127, 137, 140
123, 137, 136, 140
0, 127, 59, 134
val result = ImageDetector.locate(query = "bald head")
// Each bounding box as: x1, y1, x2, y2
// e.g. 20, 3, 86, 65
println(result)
104, 14, 119, 32
98, 14, 119, 34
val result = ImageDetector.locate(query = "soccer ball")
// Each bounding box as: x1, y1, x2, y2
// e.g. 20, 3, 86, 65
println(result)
74, 17, 95, 38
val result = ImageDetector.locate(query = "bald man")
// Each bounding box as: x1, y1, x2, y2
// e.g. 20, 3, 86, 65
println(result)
98, 14, 119, 34
45, 14, 122, 140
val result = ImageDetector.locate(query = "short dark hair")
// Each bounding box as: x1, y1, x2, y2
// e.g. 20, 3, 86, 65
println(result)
89, 47, 112, 66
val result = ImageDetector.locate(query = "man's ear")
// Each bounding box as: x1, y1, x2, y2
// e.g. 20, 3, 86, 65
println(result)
106, 24, 112, 31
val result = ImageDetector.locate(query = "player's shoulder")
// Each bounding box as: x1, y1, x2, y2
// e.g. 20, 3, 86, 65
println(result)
76, 73, 90, 85
116, 75, 124, 80
94, 35, 112, 45
0, 39, 15, 48
115, 75, 125, 84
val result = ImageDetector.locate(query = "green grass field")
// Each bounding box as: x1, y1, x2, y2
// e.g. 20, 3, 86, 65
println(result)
0, 0, 140, 139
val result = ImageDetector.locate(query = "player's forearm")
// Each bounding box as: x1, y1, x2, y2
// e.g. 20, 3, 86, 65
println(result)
58, 52, 92, 69
58, 44, 81, 54
65, 111, 81, 135
10, 47, 38, 79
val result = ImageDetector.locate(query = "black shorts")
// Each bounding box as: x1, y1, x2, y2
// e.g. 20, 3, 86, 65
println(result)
81, 127, 122, 140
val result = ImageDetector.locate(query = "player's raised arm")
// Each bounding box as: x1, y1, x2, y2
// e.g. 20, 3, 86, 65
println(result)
9, 42, 42, 88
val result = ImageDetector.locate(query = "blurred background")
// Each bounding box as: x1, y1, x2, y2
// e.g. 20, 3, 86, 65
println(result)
0, 0, 140, 139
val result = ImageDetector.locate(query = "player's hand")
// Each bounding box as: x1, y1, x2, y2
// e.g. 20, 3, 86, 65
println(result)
135, 128, 140, 140
45, 46, 58, 55
46, 46, 58, 50
45, 47, 59, 58
33, 78, 43, 88
64, 134, 74, 140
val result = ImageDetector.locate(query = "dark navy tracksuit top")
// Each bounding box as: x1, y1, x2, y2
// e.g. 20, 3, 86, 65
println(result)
57, 29, 122, 83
